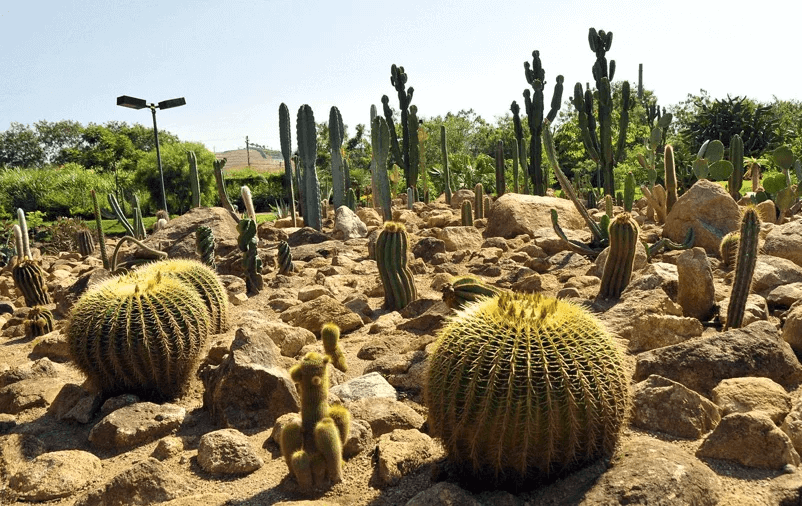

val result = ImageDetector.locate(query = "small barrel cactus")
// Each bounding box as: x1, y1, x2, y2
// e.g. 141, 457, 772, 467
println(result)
25, 306, 54, 338
67, 269, 211, 399
442, 276, 499, 310
13, 259, 51, 308
277, 240, 294, 276
76, 230, 95, 256
426, 292, 631, 484
598, 212, 639, 300
719, 231, 740, 269
461, 200, 473, 226
195, 225, 216, 271
375, 221, 417, 310
725, 207, 760, 330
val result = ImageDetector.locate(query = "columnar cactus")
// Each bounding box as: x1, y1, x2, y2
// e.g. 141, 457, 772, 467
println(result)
237, 218, 263, 295
107, 193, 137, 238
375, 221, 417, 310
598, 213, 639, 299
725, 208, 760, 330
76, 229, 95, 256
67, 269, 211, 399
441, 276, 499, 310
213, 158, 239, 220
426, 292, 631, 483
407, 187, 415, 210
195, 225, 216, 271
188, 151, 201, 208
241, 186, 257, 222
329, 106, 345, 209
25, 306, 54, 338
381, 64, 416, 189
440, 126, 452, 205
278, 240, 294, 276
298, 105, 321, 231
474, 183, 484, 220
11, 224, 51, 308
510, 102, 528, 194
279, 103, 298, 227
719, 231, 740, 269
371, 115, 392, 221
665, 145, 678, 214
495, 140, 506, 197
461, 200, 473, 226
624, 172, 635, 212
90, 190, 110, 270
346, 188, 357, 212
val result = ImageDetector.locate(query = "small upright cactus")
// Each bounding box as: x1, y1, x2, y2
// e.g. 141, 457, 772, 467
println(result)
474, 183, 484, 219
375, 221, 417, 310
665, 145, 678, 214
442, 276, 499, 310
195, 225, 216, 271
725, 208, 760, 330
188, 151, 201, 208
461, 200, 473, 226
91, 190, 110, 270
11, 221, 51, 308
278, 240, 294, 276
441, 126, 452, 205
25, 306, 54, 338
719, 231, 740, 269
598, 213, 639, 300
76, 229, 95, 256
237, 218, 263, 295
321, 322, 347, 372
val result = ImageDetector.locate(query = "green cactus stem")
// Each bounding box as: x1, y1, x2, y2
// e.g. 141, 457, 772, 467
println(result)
511, 137, 520, 194
624, 172, 635, 212
719, 231, 740, 269
298, 105, 321, 231
407, 187, 414, 210
195, 225, 216, 271
644, 227, 694, 261
407, 105, 420, 190
598, 213, 639, 300
131, 195, 146, 240
461, 200, 473, 226
605, 194, 614, 218
495, 140, 506, 197
440, 126, 452, 205
474, 183, 484, 220
237, 218, 263, 295
665, 145, 678, 214
16, 208, 32, 259
76, 229, 95, 256
375, 221, 417, 310
441, 276, 499, 310
725, 208, 760, 330
371, 115, 392, 221
91, 190, 110, 270
12, 225, 51, 308
426, 291, 630, 483
510, 101, 528, 194
107, 193, 137, 238
188, 151, 201, 208
278, 240, 294, 276
381, 64, 415, 188
109, 235, 167, 273
24, 305, 54, 338
329, 106, 346, 209
213, 158, 239, 221
279, 103, 298, 227
346, 188, 357, 212
321, 322, 348, 373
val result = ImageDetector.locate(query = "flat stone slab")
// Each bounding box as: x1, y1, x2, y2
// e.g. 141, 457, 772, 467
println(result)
89, 402, 185, 452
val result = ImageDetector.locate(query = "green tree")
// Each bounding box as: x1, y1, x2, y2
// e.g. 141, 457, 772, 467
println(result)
0, 123, 45, 168
34, 120, 83, 165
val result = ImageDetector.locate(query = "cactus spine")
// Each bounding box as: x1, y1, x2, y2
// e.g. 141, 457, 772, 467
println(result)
298, 105, 321, 231
665, 145, 678, 214
25, 306, 54, 338
371, 115, 392, 221
440, 126, 452, 205
474, 183, 484, 220
195, 225, 216, 271
67, 269, 211, 399
725, 208, 760, 330
188, 151, 201, 208
279, 103, 298, 227
426, 292, 631, 483
278, 240, 294, 276
729, 134, 744, 201
461, 200, 473, 226
598, 213, 639, 299
237, 218, 263, 296
91, 190, 110, 270
375, 221, 417, 310
329, 106, 345, 209
719, 231, 740, 269
76, 229, 95, 256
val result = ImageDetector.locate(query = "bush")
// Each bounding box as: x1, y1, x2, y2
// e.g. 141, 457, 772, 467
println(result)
223, 169, 284, 212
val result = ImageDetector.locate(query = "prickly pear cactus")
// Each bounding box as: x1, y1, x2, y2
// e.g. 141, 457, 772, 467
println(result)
195, 225, 216, 271
426, 292, 631, 484
375, 221, 417, 310
25, 306, 54, 338
277, 240, 294, 276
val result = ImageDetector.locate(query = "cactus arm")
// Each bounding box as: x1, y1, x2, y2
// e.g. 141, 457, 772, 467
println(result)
241, 186, 257, 222
109, 235, 167, 273
381, 95, 404, 173
615, 81, 630, 163
623, 172, 635, 212
188, 151, 201, 208
646, 227, 694, 260
725, 208, 760, 330
107, 193, 136, 237
407, 105, 420, 190
91, 190, 110, 269
550, 210, 602, 258
213, 158, 239, 221
12, 224, 24, 261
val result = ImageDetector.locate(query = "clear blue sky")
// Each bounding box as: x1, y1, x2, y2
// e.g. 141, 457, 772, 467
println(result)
1, 0, 798, 153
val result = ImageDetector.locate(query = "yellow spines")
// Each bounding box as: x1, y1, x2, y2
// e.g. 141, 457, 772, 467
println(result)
321, 322, 347, 372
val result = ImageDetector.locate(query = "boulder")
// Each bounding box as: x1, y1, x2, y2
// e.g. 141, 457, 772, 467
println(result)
376, 429, 439, 486
88, 402, 185, 452
663, 179, 741, 254
239, 315, 316, 357
628, 314, 704, 352
412, 237, 446, 263
0, 434, 45, 485
345, 397, 424, 437
8, 450, 101, 502
711, 377, 792, 424
676, 247, 716, 321
357, 207, 383, 228
449, 189, 475, 210
287, 227, 331, 247
435, 226, 484, 252
75, 458, 189, 506
332, 206, 367, 241
139, 207, 239, 260
767, 283, 802, 310
197, 429, 263, 475
783, 305, 802, 354
486, 193, 585, 239
718, 293, 768, 328
763, 220, 802, 268
329, 372, 397, 402
633, 375, 721, 439
280, 295, 363, 336
0, 377, 64, 414
697, 412, 800, 469
752, 255, 802, 295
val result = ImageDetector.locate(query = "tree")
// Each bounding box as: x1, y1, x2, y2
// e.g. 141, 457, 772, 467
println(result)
34, 120, 83, 164
0, 123, 45, 168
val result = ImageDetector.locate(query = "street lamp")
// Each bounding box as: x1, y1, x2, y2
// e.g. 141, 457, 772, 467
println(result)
116, 95, 186, 216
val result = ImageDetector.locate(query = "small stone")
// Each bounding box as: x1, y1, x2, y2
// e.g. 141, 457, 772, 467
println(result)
345, 397, 424, 437
330, 372, 397, 402
74, 458, 189, 506
376, 429, 439, 486
89, 402, 186, 452
152, 436, 184, 461
197, 428, 263, 475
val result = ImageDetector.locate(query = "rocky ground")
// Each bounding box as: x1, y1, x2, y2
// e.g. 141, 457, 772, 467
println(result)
3, 180, 802, 505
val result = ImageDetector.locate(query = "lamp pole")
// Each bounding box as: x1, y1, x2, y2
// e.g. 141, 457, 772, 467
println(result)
116, 95, 186, 217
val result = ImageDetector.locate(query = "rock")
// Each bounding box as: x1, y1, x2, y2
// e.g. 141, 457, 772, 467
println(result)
663, 179, 741, 254
345, 397, 425, 437
435, 226, 484, 252
48, 383, 101, 423
486, 193, 585, 239
357, 207, 382, 228
30, 331, 71, 361
357, 334, 408, 360
75, 458, 189, 506
244, 319, 316, 357
139, 207, 240, 261
752, 255, 802, 296
0, 414, 14, 434
718, 293, 768, 328
676, 247, 716, 321
406, 482, 482, 506
100, 394, 141, 416
88, 402, 186, 452
580, 435, 721, 506
297, 285, 335, 302
0, 377, 64, 414
712, 377, 792, 424
756, 199, 779, 224
769, 473, 802, 506
768, 283, 802, 310
0, 357, 62, 388
782, 397, 802, 457
197, 428, 263, 475
784, 306, 802, 354
597, 287, 683, 342
287, 227, 331, 247
280, 295, 363, 336
634, 321, 802, 398
152, 436, 184, 461
412, 237, 447, 263
343, 418, 373, 459
160, 493, 233, 506
376, 429, 439, 486
628, 314, 704, 352
0, 434, 45, 485
8, 450, 101, 501
763, 220, 802, 268
202, 326, 299, 429
397, 301, 451, 334
697, 412, 801, 469
330, 372, 398, 402
333, 206, 368, 240
626, 262, 678, 293
632, 375, 721, 439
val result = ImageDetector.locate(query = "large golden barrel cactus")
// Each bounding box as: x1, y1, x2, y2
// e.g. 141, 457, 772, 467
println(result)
67, 268, 211, 400
426, 292, 631, 484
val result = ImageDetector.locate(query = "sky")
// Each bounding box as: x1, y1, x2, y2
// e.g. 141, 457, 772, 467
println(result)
1, 0, 800, 154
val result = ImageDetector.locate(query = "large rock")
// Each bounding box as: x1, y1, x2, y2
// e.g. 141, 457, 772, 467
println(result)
634, 321, 802, 398
345, 397, 424, 437
783, 305, 802, 354
202, 326, 299, 429
752, 255, 802, 295
676, 247, 716, 321
8, 450, 101, 501
711, 377, 792, 424
663, 179, 741, 254
0, 377, 65, 414
763, 220, 802, 268
329, 372, 397, 402
357, 207, 382, 228
139, 207, 239, 260
75, 458, 189, 506
197, 428, 263, 475
280, 295, 363, 336
376, 429, 439, 486
486, 193, 585, 239
239, 313, 315, 357
632, 375, 721, 439
412, 237, 446, 263
628, 314, 704, 352
781, 396, 802, 456
88, 402, 186, 452
435, 226, 484, 252
333, 206, 368, 241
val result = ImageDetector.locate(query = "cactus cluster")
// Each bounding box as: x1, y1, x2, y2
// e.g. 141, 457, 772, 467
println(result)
195, 225, 216, 271
441, 276, 499, 310
25, 306, 54, 338
375, 221, 417, 310
725, 208, 760, 330
426, 292, 631, 484
598, 213, 639, 299
278, 240, 294, 276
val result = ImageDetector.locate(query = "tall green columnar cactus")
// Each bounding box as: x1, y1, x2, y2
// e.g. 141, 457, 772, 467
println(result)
277, 240, 294, 276
426, 292, 630, 484
131, 194, 146, 240
237, 218, 263, 295
510, 102, 528, 195
624, 172, 635, 212
329, 106, 345, 209
67, 268, 211, 400
188, 150, 201, 208
346, 188, 357, 212
665, 145, 678, 214
461, 200, 473, 226
213, 158, 239, 221
598, 213, 639, 300
375, 221, 417, 310
511, 137, 520, 194
381, 64, 415, 188
729, 134, 744, 201
279, 104, 298, 227
91, 190, 110, 270
725, 208, 760, 330
16, 208, 32, 258
523, 50, 564, 196
440, 126, 452, 205
408, 105, 420, 190
297, 104, 321, 231
474, 183, 484, 220
495, 140, 506, 197
371, 115, 392, 221
195, 225, 216, 271
407, 187, 415, 210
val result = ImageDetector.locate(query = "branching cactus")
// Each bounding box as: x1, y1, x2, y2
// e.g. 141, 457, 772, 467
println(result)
195, 225, 216, 271
278, 240, 294, 276
91, 190, 110, 269
719, 231, 740, 269
76, 229, 95, 256
237, 218, 263, 295
25, 306, 54, 338
725, 208, 760, 330
279, 103, 298, 227
426, 292, 631, 484
12, 220, 51, 308
461, 200, 473, 226
474, 183, 484, 220
188, 151, 201, 208
67, 269, 211, 399
280, 335, 350, 489
441, 276, 499, 310
213, 158, 239, 221
598, 213, 639, 299
375, 221, 417, 310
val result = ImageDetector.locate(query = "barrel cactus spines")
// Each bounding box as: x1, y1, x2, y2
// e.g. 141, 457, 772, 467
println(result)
237, 218, 263, 296
280, 351, 351, 488
426, 291, 631, 484
321, 322, 347, 373
91, 190, 110, 270
76, 229, 95, 256
473, 183, 484, 220
624, 172, 635, 212
725, 207, 760, 330
298, 105, 321, 231
188, 151, 201, 208
665, 145, 678, 214
461, 200, 473, 226
719, 231, 740, 269
25, 306, 54, 338
440, 126, 452, 205
375, 221, 417, 311
195, 225, 216, 271
441, 275, 499, 310
278, 240, 294, 276
729, 134, 744, 201
598, 212, 640, 300
67, 270, 211, 400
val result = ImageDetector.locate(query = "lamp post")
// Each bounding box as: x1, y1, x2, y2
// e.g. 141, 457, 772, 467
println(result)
116, 95, 186, 216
